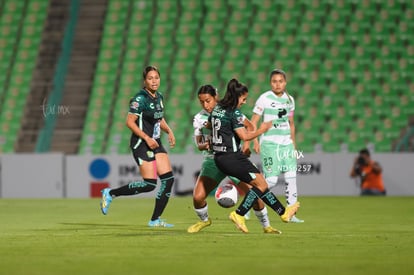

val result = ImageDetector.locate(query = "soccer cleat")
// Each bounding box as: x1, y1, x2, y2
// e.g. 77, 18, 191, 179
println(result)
187, 218, 212, 233
280, 201, 300, 223
100, 188, 112, 215
229, 211, 249, 233
290, 216, 304, 223
148, 218, 174, 228
263, 226, 282, 234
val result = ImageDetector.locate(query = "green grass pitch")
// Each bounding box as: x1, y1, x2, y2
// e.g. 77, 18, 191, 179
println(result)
0, 196, 413, 275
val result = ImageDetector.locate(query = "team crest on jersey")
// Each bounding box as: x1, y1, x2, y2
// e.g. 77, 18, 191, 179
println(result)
146, 151, 154, 158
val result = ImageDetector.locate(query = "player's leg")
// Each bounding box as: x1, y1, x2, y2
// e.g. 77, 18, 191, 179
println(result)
238, 182, 281, 234
148, 152, 175, 227
187, 176, 215, 233
216, 153, 299, 232
284, 170, 303, 223
188, 158, 225, 233
100, 146, 157, 215
283, 144, 304, 223
227, 176, 251, 219
262, 142, 303, 223
236, 174, 299, 223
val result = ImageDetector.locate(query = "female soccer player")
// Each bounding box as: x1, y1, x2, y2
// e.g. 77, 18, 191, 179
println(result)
211, 78, 300, 233
251, 69, 304, 223
188, 84, 281, 234
100, 65, 176, 227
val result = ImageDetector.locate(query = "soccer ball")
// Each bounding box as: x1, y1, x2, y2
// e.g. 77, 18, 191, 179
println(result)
215, 182, 238, 208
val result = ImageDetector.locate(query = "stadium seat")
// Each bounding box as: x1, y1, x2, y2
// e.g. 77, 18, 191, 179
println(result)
75, 0, 414, 153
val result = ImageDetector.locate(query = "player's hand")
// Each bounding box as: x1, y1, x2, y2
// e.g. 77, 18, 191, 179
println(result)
253, 139, 260, 153
198, 142, 209, 151
242, 147, 251, 157
168, 132, 176, 148
146, 137, 159, 149
258, 120, 272, 133
242, 142, 251, 157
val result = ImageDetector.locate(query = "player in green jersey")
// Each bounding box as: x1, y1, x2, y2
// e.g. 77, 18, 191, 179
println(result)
187, 84, 281, 234
211, 78, 300, 233
251, 69, 303, 223
100, 66, 176, 227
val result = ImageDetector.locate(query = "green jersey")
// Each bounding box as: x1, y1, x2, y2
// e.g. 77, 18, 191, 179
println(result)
129, 88, 165, 148
252, 91, 295, 145
210, 104, 245, 153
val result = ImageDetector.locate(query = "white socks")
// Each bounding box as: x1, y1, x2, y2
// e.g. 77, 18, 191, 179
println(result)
254, 207, 271, 228
195, 204, 209, 222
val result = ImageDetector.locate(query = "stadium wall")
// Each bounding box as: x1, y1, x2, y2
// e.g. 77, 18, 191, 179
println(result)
0, 153, 413, 198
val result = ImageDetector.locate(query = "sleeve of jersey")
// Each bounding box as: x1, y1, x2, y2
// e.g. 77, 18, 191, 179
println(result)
252, 95, 265, 115
129, 96, 143, 115
193, 114, 203, 137
232, 109, 245, 130
289, 96, 295, 117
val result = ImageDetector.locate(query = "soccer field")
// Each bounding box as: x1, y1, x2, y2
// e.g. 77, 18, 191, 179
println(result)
0, 196, 413, 275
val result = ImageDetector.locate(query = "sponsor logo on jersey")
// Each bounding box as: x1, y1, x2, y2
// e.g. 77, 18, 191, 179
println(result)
154, 111, 163, 119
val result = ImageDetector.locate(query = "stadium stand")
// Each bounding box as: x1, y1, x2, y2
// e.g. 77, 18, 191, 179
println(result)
1, 0, 413, 154
0, 0, 48, 153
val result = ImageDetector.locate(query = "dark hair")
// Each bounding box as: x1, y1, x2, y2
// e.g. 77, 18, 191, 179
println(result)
219, 78, 248, 110
359, 148, 370, 156
270, 68, 292, 103
142, 65, 160, 79
197, 84, 218, 97
270, 68, 287, 80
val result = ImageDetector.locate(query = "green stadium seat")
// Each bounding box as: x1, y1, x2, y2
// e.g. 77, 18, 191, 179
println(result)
74, 0, 414, 153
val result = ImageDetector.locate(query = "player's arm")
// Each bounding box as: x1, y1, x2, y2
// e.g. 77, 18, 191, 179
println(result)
243, 116, 254, 131
193, 115, 210, 151
126, 113, 159, 149
194, 135, 209, 151
242, 117, 254, 156
235, 120, 272, 141
160, 118, 175, 148
288, 114, 296, 150
250, 113, 262, 153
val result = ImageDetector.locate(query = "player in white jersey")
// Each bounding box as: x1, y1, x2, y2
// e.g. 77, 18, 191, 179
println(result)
188, 84, 281, 234
251, 69, 304, 223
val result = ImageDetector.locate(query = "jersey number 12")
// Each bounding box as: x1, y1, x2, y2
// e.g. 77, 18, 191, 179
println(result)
211, 117, 222, 144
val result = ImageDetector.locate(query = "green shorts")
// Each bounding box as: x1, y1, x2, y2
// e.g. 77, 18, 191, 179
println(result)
200, 157, 240, 184
260, 142, 297, 177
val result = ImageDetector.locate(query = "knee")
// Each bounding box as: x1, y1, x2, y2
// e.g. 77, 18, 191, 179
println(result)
142, 179, 157, 192
193, 192, 206, 204
266, 176, 278, 189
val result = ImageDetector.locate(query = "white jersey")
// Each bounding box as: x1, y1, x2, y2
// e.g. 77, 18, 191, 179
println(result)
193, 109, 213, 158
252, 91, 295, 145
